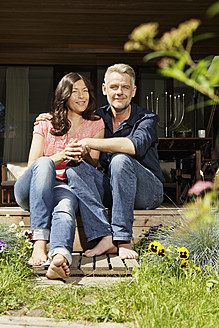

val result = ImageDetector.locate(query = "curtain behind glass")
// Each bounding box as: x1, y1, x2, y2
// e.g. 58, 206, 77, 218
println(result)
3, 67, 29, 163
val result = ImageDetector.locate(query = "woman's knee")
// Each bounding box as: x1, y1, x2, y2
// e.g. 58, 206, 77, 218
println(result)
32, 157, 55, 178
33, 157, 55, 171
14, 183, 29, 210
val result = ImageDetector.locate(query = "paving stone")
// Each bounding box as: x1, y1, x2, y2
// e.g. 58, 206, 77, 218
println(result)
33, 275, 131, 288
0, 315, 134, 327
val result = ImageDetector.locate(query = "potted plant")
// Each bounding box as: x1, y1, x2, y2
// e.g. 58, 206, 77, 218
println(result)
175, 124, 192, 138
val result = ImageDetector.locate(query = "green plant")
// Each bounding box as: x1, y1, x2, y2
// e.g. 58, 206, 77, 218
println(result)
136, 180, 219, 275
0, 217, 218, 326
0, 254, 33, 313
22, 257, 218, 327
124, 2, 219, 106
175, 124, 192, 133
0, 230, 218, 327
0, 221, 33, 259
0, 222, 34, 314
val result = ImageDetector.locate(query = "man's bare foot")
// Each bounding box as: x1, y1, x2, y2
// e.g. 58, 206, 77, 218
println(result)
84, 235, 118, 257
46, 254, 70, 280
29, 240, 47, 266
118, 241, 138, 259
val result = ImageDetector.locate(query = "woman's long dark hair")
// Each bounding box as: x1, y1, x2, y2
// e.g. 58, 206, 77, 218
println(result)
50, 72, 98, 136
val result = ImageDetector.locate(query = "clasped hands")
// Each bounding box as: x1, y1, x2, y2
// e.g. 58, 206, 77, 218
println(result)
63, 138, 90, 163
34, 113, 90, 163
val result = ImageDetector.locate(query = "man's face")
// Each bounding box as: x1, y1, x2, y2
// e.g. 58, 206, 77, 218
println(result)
102, 72, 136, 112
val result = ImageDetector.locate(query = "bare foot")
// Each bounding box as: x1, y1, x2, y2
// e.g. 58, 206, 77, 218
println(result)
46, 254, 70, 280
84, 235, 118, 257
118, 241, 138, 259
29, 240, 47, 266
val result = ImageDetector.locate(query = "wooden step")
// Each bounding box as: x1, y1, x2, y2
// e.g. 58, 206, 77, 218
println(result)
34, 253, 140, 276
0, 205, 184, 251
0, 205, 183, 277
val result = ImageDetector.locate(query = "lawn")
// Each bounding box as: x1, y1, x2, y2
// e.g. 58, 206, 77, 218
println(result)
0, 218, 219, 328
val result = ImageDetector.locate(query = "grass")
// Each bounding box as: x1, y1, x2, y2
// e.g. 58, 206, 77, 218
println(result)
1, 252, 219, 327
0, 255, 32, 312
0, 224, 33, 312
0, 219, 219, 327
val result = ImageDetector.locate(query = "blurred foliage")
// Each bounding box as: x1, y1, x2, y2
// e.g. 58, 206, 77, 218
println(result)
124, 2, 219, 105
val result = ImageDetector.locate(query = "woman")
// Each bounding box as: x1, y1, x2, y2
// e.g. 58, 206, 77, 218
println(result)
14, 72, 112, 279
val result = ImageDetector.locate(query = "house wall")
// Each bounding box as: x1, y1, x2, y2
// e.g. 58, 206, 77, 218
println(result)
0, 64, 217, 185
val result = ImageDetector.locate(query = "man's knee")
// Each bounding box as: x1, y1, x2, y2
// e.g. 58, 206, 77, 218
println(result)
109, 153, 135, 175
66, 160, 88, 178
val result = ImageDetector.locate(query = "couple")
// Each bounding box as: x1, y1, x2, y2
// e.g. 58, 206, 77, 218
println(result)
14, 63, 164, 280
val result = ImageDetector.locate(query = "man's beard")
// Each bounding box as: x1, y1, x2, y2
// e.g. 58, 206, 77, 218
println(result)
112, 102, 131, 112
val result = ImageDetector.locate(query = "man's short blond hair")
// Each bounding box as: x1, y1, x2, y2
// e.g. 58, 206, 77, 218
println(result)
104, 63, 136, 88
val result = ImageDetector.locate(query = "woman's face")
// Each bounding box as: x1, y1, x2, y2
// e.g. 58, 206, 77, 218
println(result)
67, 79, 89, 115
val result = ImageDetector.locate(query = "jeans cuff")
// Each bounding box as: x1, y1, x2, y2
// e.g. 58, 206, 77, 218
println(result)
32, 229, 50, 241
87, 232, 112, 243
48, 247, 72, 266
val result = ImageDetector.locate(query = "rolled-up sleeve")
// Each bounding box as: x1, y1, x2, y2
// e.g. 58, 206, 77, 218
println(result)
127, 115, 159, 158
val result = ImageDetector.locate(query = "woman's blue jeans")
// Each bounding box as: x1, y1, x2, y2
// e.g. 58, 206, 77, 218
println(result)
66, 153, 163, 242
14, 157, 78, 265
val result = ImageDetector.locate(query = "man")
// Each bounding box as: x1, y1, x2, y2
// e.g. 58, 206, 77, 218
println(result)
66, 63, 164, 259
37, 63, 164, 260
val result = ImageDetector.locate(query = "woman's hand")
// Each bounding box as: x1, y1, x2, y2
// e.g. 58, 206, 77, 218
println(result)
63, 139, 88, 163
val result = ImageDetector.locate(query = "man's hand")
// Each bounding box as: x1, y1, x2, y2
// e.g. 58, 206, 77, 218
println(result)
63, 139, 89, 163
79, 139, 91, 154
34, 113, 52, 125
79, 138, 89, 148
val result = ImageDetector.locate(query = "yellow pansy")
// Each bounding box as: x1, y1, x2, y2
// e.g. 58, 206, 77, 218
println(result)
157, 244, 166, 257
178, 247, 189, 259
193, 265, 202, 274
180, 259, 189, 269
148, 241, 161, 254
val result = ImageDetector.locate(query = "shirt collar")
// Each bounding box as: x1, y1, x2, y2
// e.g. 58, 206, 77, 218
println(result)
105, 102, 140, 126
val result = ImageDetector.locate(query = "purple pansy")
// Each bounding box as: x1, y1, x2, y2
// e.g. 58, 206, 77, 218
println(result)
0, 240, 6, 253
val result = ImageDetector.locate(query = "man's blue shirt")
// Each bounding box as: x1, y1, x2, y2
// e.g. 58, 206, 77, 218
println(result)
95, 103, 165, 183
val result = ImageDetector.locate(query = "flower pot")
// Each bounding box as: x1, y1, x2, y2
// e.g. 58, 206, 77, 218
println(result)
175, 131, 192, 138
